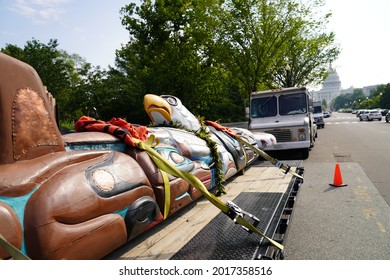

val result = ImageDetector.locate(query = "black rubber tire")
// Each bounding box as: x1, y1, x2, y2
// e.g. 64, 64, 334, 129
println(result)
301, 148, 309, 159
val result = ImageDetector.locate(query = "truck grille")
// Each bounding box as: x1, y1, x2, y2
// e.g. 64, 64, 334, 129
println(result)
264, 129, 292, 142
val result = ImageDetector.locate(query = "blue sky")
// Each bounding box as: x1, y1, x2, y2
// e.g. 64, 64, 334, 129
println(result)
324, 0, 390, 89
1, 0, 390, 89
0, 0, 130, 69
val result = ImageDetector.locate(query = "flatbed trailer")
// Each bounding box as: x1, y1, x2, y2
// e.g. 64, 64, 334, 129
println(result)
104, 161, 303, 260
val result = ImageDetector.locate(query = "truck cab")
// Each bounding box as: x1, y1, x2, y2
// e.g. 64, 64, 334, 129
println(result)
248, 87, 315, 159
312, 101, 325, 128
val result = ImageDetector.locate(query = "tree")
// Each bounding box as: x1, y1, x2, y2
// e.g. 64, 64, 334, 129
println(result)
351, 88, 366, 102
118, 0, 245, 122
2, 39, 80, 123
211, 0, 294, 96
322, 99, 327, 110
1, 0, 342, 125
333, 88, 367, 110
333, 94, 348, 110
211, 0, 340, 97
371, 83, 390, 109
271, 1, 340, 89
359, 98, 374, 110
118, 0, 339, 122
1, 39, 112, 126
3, 39, 73, 99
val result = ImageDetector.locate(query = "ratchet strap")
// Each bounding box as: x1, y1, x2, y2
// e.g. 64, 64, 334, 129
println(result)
236, 136, 303, 180
161, 168, 171, 220
0, 234, 30, 260
204, 120, 303, 180
136, 136, 284, 250
75, 116, 284, 251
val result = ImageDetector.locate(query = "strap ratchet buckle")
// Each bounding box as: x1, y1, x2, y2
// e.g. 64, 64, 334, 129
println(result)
225, 200, 260, 233
275, 161, 291, 174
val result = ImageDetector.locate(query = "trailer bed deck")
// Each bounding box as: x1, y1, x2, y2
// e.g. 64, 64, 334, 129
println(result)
104, 160, 303, 260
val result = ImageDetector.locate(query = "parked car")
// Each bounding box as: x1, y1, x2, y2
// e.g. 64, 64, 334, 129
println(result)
323, 111, 332, 118
356, 110, 366, 117
359, 110, 382, 121
381, 109, 389, 116
312, 102, 325, 129
386, 111, 390, 123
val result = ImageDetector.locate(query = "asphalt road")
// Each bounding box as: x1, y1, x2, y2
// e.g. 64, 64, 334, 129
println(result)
309, 112, 390, 205
282, 112, 390, 259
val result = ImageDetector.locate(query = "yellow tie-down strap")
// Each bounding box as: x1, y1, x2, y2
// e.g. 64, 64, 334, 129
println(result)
235, 136, 303, 181
0, 234, 30, 260
135, 135, 284, 251
160, 169, 171, 220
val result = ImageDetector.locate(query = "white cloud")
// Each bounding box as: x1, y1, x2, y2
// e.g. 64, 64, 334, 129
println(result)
8, 0, 71, 23
9, 0, 36, 17
39, 7, 64, 21
32, 0, 70, 6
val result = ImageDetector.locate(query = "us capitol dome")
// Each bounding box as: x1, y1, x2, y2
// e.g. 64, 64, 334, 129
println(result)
313, 70, 341, 104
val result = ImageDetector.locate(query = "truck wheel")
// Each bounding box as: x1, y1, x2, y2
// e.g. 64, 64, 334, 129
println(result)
301, 148, 309, 159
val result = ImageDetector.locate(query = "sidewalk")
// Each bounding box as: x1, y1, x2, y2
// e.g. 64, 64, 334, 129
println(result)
284, 162, 390, 259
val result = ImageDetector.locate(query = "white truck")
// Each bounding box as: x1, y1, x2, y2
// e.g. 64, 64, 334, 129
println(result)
248, 87, 316, 159
312, 101, 325, 128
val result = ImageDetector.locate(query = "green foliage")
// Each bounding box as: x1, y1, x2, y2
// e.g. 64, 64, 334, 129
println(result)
321, 99, 328, 110
333, 88, 377, 110
372, 84, 390, 109
211, 0, 292, 95
267, 0, 340, 89
157, 116, 227, 196
118, 0, 340, 120
1, 0, 342, 126
117, 0, 246, 122
209, 0, 340, 96
359, 99, 375, 110
3, 39, 72, 103
194, 117, 226, 196
2, 39, 95, 124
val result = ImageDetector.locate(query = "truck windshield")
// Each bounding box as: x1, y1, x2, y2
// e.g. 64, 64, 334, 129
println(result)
251, 96, 277, 118
313, 106, 322, 113
279, 93, 307, 115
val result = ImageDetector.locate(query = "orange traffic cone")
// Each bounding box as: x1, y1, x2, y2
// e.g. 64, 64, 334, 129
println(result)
330, 163, 347, 187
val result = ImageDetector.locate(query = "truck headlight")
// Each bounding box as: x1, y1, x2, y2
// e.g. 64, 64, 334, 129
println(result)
298, 128, 306, 141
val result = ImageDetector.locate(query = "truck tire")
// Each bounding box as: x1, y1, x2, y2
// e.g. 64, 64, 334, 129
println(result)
301, 148, 309, 159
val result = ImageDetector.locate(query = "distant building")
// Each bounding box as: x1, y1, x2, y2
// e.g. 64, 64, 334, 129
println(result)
362, 85, 378, 96
313, 70, 341, 104
312, 70, 379, 106
341, 85, 378, 96
341, 86, 354, 95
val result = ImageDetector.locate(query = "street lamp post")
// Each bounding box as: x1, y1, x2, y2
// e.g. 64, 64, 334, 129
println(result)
285, 64, 292, 87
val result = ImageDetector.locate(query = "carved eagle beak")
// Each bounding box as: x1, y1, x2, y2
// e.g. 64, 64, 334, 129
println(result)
144, 94, 172, 123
